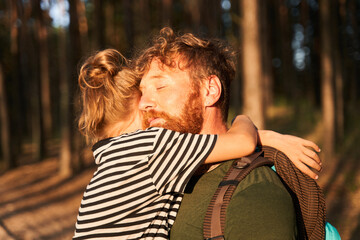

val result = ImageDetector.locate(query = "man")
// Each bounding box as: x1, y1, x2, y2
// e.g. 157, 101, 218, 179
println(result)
136, 27, 321, 239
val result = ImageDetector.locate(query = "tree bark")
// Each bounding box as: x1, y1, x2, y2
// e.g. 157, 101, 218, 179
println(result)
201, 0, 220, 36
6, 0, 21, 168
240, 0, 265, 129
0, 64, 14, 170
58, 27, 72, 177
332, 0, 344, 142
34, 0, 52, 146
93, 0, 105, 50
260, 1, 273, 110
77, 0, 89, 53
60, 0, 85, 175
277, 0, 297, 100
320, 0, 335, 161
162, 0, 172, 26
185, 0, 201, 32
123, 0, 134, 54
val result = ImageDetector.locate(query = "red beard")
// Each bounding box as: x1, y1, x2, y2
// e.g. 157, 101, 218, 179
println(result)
142, 91, 204, 134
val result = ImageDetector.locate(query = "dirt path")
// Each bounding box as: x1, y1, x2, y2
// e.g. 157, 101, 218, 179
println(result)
0, 158, 95, 240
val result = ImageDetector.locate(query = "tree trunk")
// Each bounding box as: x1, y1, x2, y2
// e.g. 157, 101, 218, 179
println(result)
185, 0, 201, 32
332, 0, 344, 142
123, 0, 134, 54
277, 0, 297, 101
320, 0, 335, 161
61, 0, 85, 175
93, 0, 105, 50
137, 0, 151, 49
240, 0, 265, 129
6, 0, 21, 168
58, 27, 72, 177
201, 0, 221, 36
0, 64, 14, 170
300, 0, 315, 104
260, 1, 273, 111
34, 0, 52, 147
162, 0, 172, 26
77, 0, 89, 53
105, 1, 116, 49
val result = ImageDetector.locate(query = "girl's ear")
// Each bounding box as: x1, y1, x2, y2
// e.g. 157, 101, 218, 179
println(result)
204, 75, 222, 107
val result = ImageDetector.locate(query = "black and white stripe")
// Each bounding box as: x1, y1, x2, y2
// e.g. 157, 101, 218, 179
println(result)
73, 127, 217, 239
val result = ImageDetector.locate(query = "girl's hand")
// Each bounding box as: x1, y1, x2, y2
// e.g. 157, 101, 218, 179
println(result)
258, 130, 322, 180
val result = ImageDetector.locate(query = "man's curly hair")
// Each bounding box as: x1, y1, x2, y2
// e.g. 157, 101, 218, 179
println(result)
135, 27, 237, 122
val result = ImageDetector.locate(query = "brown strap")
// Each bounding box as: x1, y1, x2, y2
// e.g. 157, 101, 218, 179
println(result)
203, 151, 273, 240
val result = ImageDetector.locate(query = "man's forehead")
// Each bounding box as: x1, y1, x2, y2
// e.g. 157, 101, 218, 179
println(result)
140, 59, 185, 85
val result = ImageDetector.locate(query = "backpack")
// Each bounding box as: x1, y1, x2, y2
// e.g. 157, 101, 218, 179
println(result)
203, 146, 326, 240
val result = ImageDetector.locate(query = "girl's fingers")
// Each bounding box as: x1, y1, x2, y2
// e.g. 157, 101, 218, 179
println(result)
293, 160, 319, 180
302, 147, 321, 165
302, 139, 321, 152
299, 154, 322, 172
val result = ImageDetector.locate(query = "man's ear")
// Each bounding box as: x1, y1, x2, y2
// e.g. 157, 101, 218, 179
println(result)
204, 75, 222, 107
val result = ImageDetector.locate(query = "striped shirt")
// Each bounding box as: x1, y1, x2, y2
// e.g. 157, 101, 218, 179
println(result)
73, 127, 217, 240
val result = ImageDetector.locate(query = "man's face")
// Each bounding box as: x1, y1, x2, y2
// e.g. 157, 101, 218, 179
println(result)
139, 59, 204, 134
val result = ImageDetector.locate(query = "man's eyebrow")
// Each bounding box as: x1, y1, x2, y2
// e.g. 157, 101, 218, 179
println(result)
148, 74, 165, 79
139, 75, 164, 90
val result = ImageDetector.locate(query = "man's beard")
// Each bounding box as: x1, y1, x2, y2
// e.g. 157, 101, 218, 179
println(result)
142, 91, 204, 134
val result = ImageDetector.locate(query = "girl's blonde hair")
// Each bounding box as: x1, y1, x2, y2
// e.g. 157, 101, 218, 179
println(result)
78, 49, 140, 144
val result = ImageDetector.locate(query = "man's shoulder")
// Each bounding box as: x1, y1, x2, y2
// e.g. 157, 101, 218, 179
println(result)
225, 166, 297, 239
170, 162, 297, 240
229, 165, 294, 208
235, 165, 288, 193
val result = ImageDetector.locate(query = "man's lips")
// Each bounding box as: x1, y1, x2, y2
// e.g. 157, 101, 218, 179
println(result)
148, 117, 164, 127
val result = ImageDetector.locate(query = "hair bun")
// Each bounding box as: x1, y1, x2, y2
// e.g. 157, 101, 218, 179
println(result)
79, 49, 127, 89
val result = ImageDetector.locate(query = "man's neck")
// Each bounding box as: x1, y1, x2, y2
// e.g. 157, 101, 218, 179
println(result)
200, 108, 228, 134
197, 108, 228, 173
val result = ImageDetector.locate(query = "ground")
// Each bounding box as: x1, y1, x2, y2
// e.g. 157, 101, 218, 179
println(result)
0, 156, 95, 240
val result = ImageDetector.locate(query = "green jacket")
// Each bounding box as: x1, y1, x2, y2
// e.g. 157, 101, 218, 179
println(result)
170, 160, 297, 240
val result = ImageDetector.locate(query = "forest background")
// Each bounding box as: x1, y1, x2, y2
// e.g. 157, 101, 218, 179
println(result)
0, 0, 359, 239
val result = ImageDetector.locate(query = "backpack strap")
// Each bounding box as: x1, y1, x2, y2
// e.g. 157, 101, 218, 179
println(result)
262, 146, 326, 240
203, 151, 273, 240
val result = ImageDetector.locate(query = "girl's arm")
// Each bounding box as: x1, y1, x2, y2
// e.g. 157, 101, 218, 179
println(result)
204, 115, 257, 164
258, 130, 322, 180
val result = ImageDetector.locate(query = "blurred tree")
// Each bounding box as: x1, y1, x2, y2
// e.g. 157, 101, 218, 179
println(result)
0, 63, 13, 169
5, 0, 20, 168
240, 0, 265, 129
137, 0, 151, 48
184, 0, 201, 32
300, 0, 315, 103
105, 0, 119, 50
34, 0, 52, 149
94, 0, 105, 50
59, 0, 86, 176
277, 0, 296, 101
162, 0, 172, 26
260, 0, 273, 110
202, 0, 221, 36
123, 0, 134, 53
320, 0, 335, 161
59, 25, 72, 177
347, 0, 360, 115
333, 0, 345, 142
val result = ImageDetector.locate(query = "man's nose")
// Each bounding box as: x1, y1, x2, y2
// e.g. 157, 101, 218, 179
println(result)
139, 92, 156, 111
